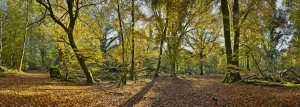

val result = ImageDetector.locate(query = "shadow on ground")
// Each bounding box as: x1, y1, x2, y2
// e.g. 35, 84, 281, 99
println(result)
119, 78, 157, 106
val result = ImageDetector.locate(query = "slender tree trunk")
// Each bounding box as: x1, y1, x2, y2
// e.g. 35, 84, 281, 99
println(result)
170, 61, 176, 77
199, 52, 204, 75
154, 40, 163, 77
19, 27, 28, 71
246, 51, 250, 71
19, 6, 29, 71
221, 0, 242, 83
130, 0, 135, 80
10, 33, 16, 68
0, 15, 2, 65
117, 0, 126, 86
154, 17, 168, 78
58, 48, 69, 80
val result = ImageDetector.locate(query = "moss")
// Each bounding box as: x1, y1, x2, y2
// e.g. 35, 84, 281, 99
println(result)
49, 67, 61, 78
244, 80, 300, 87
0, 72, 6, 77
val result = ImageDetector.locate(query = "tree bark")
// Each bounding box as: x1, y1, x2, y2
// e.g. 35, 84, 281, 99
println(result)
221, 0, 233, 65
0, 14, 2, 65
130, 0, 135, 80
170, 61, 176, 77
221, 0, 242, 83
19, 1, 30, 71
117, 0, 126, 86
10, 33, 16, 68
232, 0, 240, 66
199, 51, 204, 75
58, 47, 70, 80
19, 27, 28, 71
246, 51, 250, 71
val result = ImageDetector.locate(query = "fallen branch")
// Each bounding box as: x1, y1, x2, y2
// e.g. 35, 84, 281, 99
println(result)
239, 73, 259, 82
243, 80, 300, 87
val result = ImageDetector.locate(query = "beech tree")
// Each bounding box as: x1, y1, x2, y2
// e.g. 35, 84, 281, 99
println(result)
36, 0, 96, 84
221, 0, 242, 83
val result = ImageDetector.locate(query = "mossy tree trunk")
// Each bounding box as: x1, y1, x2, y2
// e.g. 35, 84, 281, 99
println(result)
221, 0, 242, 83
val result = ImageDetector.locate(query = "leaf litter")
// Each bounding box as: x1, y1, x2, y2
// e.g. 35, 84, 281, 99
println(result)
0, 71, 299, 106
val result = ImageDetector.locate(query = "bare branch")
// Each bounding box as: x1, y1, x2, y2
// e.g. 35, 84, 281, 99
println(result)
77, 16, 99, 37
60, 36, 71, 45
58, 11, 68, 20
36, 0, 68, 31
74, 0, 80, 21
51, 4, 68, 11
27, 8, 47, 27
79, 2, 104, 10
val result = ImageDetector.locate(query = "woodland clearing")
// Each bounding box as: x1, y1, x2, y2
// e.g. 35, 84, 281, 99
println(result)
0, 71, 300, 106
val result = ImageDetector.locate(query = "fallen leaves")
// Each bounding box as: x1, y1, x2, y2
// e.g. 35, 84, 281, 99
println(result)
0, 71, 300, 106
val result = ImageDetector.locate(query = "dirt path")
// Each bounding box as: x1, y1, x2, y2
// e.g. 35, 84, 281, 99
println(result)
0, 71, 300, 106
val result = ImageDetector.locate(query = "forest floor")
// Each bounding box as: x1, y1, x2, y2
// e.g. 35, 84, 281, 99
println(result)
0, 70, 300, 106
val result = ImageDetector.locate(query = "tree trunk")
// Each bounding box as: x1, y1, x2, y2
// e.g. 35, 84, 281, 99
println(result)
232, 0, 240, 67
68, 32, 94, 84
19, 28, 27, 71
0, 15, 2, 65
154, 16, 168, 78
154, 42, 163, 77
199, 52, 204, 75
221, 0, 242, 83
117, 0, 126, 86
130, 0, 135, 80
58, 48, 70, 80
170, 61, 176, 77
221, 0, 233, 65
246, 51, 250, 71
200, 63, 204, 75
10, 33, 16, 68
222, 72, 242, 83
19, 7, 30, 71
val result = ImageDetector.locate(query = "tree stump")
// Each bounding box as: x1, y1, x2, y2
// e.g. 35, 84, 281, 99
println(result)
47, 66, 61, 78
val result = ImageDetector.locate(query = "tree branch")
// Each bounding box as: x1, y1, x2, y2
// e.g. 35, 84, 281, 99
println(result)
27, 8, 47, 27
36, 0, 68, 31
79, 2, 104, 10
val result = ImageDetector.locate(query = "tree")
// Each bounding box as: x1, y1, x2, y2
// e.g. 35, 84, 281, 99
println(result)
165, 0, 193, 77
151, 0, 168, 77
221, 0, 242, 83
0, 2, 3, 65
36, 0, 94, 84
185, 0, 217, 75
116, 0, 126, 86
19, 0, 31, 71
129, 0, 135, 80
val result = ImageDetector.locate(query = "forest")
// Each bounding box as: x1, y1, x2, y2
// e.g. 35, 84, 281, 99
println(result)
0, 0, 300, 106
